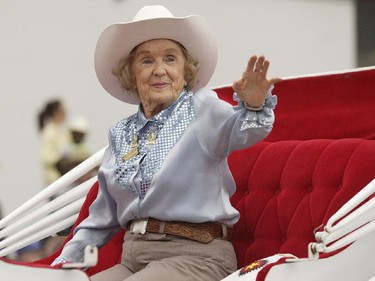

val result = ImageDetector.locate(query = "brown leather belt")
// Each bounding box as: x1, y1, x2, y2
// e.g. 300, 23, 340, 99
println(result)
128, 218, 232, 244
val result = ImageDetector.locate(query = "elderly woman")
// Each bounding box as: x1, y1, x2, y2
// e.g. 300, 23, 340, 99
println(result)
52, 5, 281, 281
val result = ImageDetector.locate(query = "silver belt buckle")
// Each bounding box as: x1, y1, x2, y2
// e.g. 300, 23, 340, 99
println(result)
130, 219, 148, 234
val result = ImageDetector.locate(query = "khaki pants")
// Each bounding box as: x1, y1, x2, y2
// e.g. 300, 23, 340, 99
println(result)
90, 231, 237, 281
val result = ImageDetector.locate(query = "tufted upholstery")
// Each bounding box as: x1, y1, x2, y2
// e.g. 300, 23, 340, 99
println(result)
37, 67, 375, 275
229, 138, 375, 267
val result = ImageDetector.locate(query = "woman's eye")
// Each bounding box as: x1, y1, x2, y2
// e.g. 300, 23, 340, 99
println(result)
165, 56, 176, 63
142, 58, 153, 65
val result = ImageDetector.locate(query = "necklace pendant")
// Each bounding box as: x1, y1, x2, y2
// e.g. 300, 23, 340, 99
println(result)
122, 135, 139, 162
146, 131, 157, 145
122, 147, 139, 162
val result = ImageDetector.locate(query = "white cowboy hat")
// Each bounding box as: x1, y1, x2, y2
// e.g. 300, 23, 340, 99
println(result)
94, 5, 218, 104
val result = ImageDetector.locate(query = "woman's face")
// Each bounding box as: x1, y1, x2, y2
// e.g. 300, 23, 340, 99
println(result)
131, 39, 186, 117
54, 104, 66, 124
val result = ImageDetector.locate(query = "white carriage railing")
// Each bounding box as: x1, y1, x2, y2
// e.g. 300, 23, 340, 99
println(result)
308, 178, 375, 259
0, 146, 107, 258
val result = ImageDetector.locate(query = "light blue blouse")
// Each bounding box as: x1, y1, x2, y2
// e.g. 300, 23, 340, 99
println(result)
57, 87, 277, 263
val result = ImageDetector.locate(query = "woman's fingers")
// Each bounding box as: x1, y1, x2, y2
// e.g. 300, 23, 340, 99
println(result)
254, 56, 265, 72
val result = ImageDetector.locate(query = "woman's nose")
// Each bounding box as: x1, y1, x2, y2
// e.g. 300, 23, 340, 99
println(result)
153, 62, 166, 76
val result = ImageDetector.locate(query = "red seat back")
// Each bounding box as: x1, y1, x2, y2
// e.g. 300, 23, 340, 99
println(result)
229, 138, 375, 267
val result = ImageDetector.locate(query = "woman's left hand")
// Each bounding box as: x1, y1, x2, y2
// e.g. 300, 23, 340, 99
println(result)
232, 55, 281, 108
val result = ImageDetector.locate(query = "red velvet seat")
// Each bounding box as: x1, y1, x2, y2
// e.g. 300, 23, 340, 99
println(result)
229, 138, 375, 267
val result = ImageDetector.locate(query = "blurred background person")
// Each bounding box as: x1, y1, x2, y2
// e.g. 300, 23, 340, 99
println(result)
64, 116, 97, 185
38, 99, 70, 187
54, 116, 94, 200
67, 116, 91, 166
35, 99, 70, 259
51, 116, 95, 240
55, 116, 91, 178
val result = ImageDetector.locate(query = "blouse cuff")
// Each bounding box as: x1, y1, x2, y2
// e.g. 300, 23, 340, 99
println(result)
233, 85, 278, 131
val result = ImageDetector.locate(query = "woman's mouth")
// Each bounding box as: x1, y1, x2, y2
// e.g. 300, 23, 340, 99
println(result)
152, 83, 168, 89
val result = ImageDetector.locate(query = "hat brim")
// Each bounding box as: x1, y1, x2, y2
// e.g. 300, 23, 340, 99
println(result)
94, 15, 218, 104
